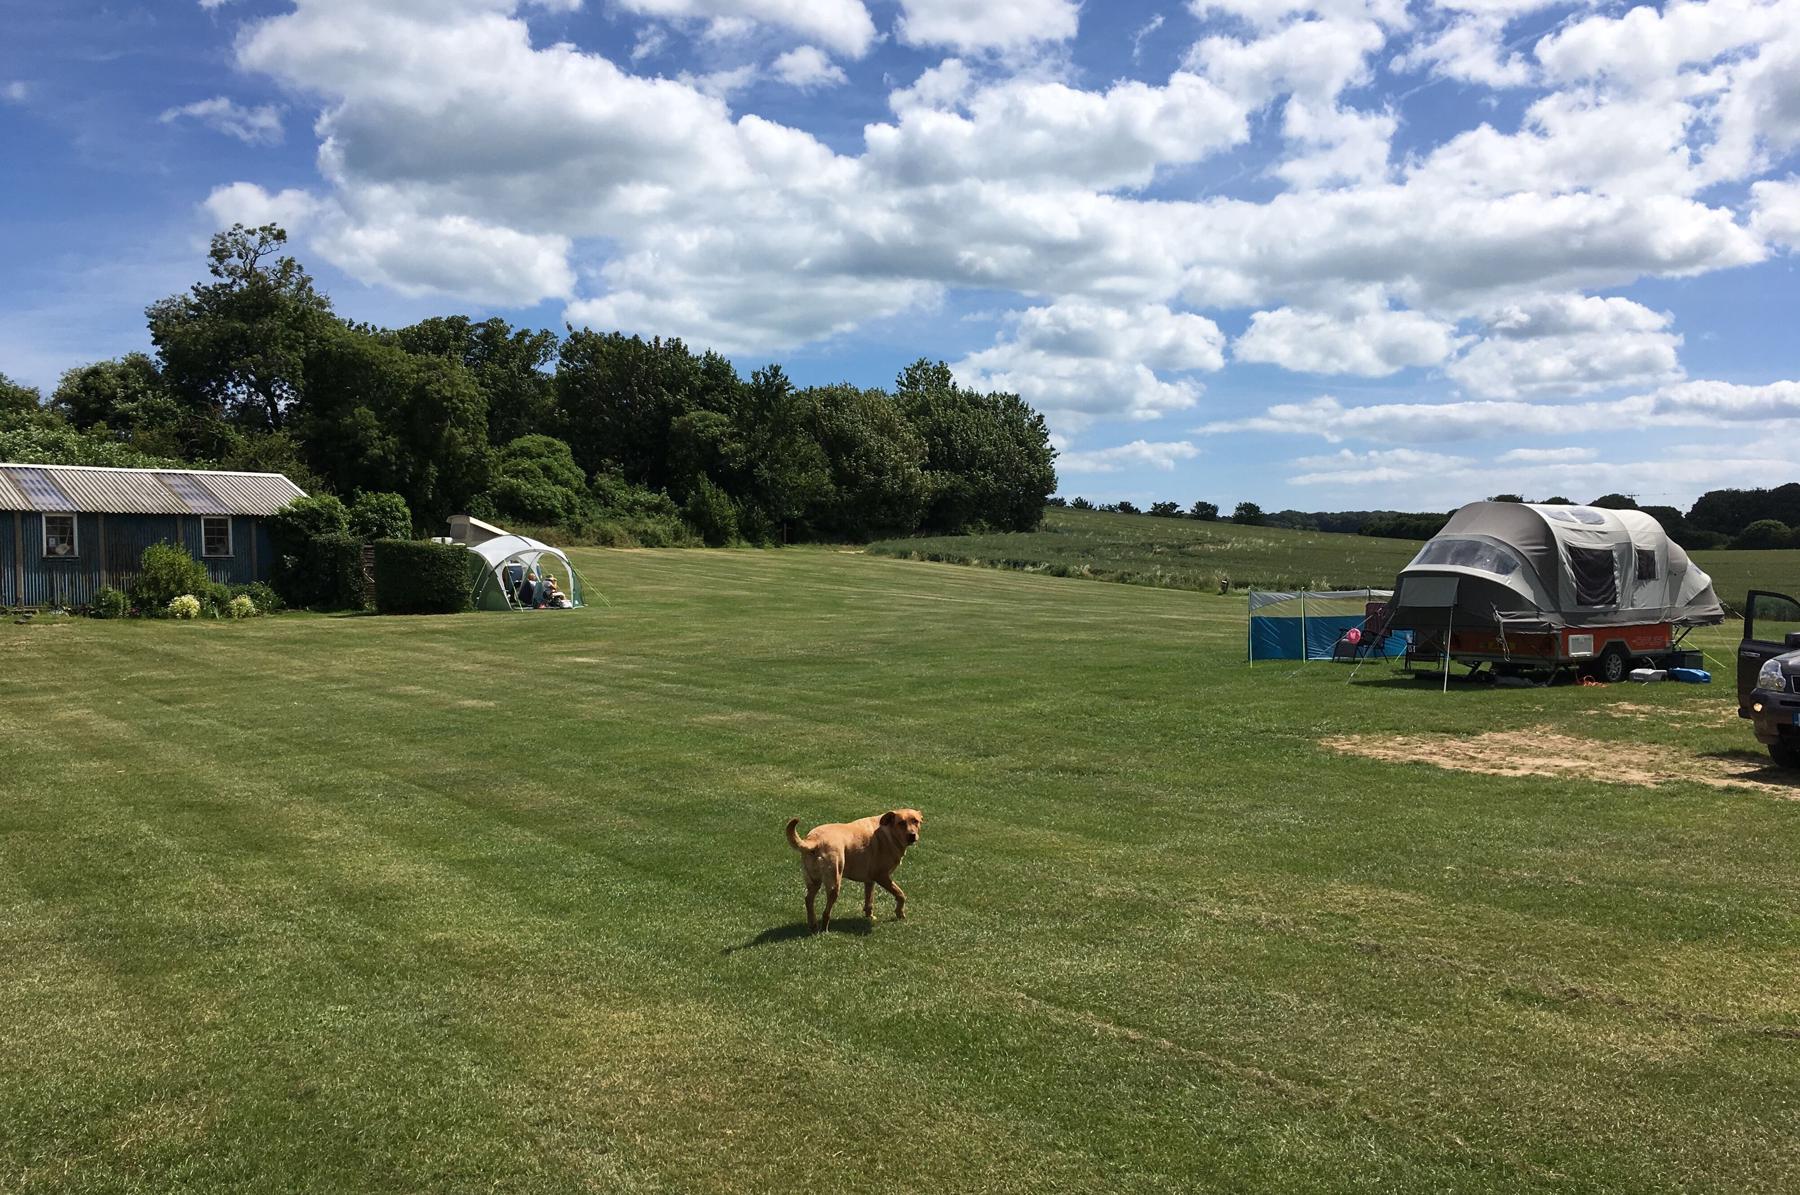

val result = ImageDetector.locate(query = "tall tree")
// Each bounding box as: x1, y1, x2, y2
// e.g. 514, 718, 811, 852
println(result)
147, 223, 335, 432
0, 371, 42, 417
300, 326, 491, 529
554, 331, 717, 488
394, 316, 558, 447
893, 358, 1056, 534
799, 383, 928, 539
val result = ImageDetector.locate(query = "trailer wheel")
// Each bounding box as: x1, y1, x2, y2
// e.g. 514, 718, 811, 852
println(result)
1588, 644, 1630, 684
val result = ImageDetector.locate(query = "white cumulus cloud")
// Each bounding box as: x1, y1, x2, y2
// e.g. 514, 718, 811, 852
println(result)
772, 46, 847, 89
894, 0, 1080, 54
1059, 440, 1202, 474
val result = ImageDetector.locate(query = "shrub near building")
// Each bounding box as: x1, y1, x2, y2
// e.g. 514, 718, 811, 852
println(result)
372, 540, 474, 614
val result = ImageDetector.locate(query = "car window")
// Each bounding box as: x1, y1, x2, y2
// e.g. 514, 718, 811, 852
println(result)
1749, 592, 1800, 646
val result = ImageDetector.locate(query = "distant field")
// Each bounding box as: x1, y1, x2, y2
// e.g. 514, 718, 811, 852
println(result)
4, 547, 1799, 1192
869, 507, 1422, 591
870, 507, 1800, 603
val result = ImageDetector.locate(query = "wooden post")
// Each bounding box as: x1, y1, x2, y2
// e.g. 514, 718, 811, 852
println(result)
97, 512, 109, 585
248, 518, 258, 579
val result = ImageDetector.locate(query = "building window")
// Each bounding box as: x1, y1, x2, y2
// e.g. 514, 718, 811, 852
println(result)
43, 514, 78, 558
202, 516, 233, 558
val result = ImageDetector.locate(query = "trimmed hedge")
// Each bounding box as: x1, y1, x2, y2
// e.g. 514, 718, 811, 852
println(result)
373, 539, 473, 614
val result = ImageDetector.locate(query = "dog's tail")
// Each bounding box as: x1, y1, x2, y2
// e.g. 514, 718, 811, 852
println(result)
785, 818, 808, 852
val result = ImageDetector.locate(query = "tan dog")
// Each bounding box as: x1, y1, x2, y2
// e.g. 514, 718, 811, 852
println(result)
785, 809, 923, 932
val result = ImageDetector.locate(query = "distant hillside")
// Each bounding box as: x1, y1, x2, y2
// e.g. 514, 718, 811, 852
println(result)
873, 506, 1800, 604
869, 506, 1421, 592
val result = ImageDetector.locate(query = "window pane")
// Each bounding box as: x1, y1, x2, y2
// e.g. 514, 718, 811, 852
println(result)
1635, 549, 1657, 581
1750, 593, 1800, 646
203, 517, 230, 557
1408, 537, 1521, 577
44, 515, 76, 557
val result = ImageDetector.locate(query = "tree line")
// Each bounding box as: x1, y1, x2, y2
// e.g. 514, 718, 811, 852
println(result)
0, 225, 1057, 546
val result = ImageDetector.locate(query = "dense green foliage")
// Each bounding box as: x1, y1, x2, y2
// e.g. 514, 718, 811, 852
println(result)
3, 549, 1796, 1191
13, 224, 1054, 546
0, 371, 41, 415
372, 539, 473, 614
348, 491, 413, 542
130, 541, 211, 609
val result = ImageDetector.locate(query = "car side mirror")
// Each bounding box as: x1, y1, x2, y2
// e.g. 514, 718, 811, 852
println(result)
1785, 632, 1800, 649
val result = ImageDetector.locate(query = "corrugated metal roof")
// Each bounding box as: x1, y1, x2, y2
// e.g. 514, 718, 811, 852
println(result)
0, 463, 306, 516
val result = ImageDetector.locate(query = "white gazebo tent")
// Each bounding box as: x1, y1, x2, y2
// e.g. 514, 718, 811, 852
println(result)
466, 534, 585, 610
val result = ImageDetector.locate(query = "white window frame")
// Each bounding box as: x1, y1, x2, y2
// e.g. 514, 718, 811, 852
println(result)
42, 513, 78, 559
201, 515, 234, 559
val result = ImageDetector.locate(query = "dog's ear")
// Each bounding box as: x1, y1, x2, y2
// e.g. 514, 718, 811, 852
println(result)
880, 810, 899, 827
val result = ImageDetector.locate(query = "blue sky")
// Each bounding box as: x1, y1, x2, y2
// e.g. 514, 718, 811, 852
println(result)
4, 0, 1800, 513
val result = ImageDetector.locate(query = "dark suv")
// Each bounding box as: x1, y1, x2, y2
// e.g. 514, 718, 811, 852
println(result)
1738, 589, 1800, 768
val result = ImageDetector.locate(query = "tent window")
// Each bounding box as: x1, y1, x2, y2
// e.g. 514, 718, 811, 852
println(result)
1545, 507, 1608, 526
1408, 538, 1520, 577
1569, 547, 1617, 606
1635, 549, 1657, 582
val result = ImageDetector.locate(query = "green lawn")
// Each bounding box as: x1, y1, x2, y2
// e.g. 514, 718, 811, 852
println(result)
4, 547, 1799, 1192
869, 506, 1800, 603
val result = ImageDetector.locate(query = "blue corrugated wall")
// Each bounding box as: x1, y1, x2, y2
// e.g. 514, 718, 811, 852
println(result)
5, 512, 274, 607
1, 513, 15, 606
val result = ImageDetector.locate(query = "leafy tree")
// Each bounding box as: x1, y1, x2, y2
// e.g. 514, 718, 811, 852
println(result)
488, 434, 595, 527
394, 316, 558, 447
1117, 500, 1140, 514
554, 331, 737, 489
893, 358, 1056, 533
1232, 501, 1264, 525
1488, 493, 1524, 503
1149, 501, 1182, 517
349, 491, 413, 541
1538, 495, 1573, 505
270, 494, 351, 545
1069, 496, 1093, 510
736, 364, 830, 542
1189, 500, 1219, 521
798, 384, 927, 538
147, 224, 336, 432
51, 352, 237, 461
1733, 519, 1795, 550
1361, 512, 1451, 539
0, 418, 179, 468
1, 371, 43, 415
684, 478, 739, 547
300, 326, 491, 528
1589, 493, 1638, 509
1045, 496, 1067, 507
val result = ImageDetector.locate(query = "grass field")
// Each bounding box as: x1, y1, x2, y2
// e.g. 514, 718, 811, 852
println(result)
5, 546, 1800, 1192
869, 507, 1800, 602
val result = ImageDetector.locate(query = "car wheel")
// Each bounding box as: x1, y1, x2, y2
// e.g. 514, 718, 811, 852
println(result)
1770, 740, 1800, 770
1587, 645, 1629, 684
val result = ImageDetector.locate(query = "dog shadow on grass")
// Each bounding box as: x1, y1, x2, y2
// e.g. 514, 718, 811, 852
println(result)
720, 919, 874, 955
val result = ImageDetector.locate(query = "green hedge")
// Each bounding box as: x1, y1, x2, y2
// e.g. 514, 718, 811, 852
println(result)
373, 539, 473, 614
272, 533, 366, 611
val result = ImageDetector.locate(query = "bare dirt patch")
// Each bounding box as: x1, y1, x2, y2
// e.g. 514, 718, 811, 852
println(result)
1590, 701, 1740, 726
1328, 726, 1800, 797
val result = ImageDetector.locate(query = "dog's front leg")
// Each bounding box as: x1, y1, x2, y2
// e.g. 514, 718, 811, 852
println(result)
878, 875, 906, 920
863, 880, 875, 920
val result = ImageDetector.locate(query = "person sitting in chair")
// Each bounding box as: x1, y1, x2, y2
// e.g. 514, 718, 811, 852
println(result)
542, 575, 571, 608
516, 571, 538, 608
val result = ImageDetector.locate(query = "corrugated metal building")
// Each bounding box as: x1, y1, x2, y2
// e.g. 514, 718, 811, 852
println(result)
0, 463, 306, 608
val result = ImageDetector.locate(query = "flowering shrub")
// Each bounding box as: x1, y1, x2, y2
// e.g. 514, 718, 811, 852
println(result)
168, 594, 201, 620
228, 595, 256, 619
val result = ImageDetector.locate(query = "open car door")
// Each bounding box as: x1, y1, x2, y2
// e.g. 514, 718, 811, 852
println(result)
1739, 590, 1800, 713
